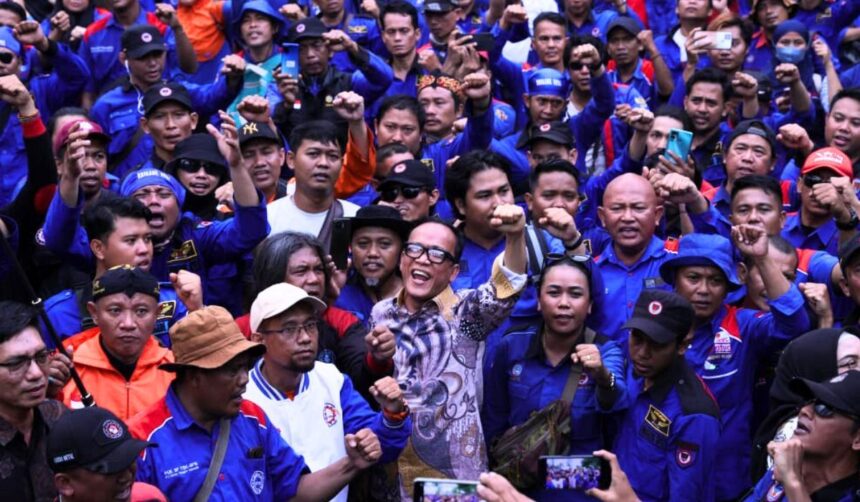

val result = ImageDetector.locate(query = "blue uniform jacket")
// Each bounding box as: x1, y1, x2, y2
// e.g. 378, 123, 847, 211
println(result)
792, 0, 860, 53
79, 10, 181, 95
132, 386, 309, 501
653, 26, 685, 84
566, 10, 642, 42
90, 76, 233, 178
614, 358, 721, 502
327, 14, 385, 74
333, 272, 376, 323
41, 191, 270, 312
782, 212, 841, 257
684, 292, 811, 501
608, 58, 657, 110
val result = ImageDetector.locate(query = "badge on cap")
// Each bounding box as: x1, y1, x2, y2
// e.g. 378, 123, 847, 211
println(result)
141, 32, 153, 43
539, 123, 551, 132
159, 86, 172, 97
296, 23, 306, 33
812, 149, 846, 164
393, 163, 407, 174
242, 122, 259, 135
648, 301, 663, 316
79, 121, 93, 132
102, 419, 123, 439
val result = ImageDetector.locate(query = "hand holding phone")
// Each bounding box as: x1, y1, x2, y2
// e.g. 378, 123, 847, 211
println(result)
281, 42, 299, 78
663, 128, 693, 164
414, 478, 479, 501
539, 455, 610, 492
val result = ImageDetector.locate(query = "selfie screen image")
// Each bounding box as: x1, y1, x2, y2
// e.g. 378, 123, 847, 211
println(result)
420, 480, 479, 502
545, 456, 602, 491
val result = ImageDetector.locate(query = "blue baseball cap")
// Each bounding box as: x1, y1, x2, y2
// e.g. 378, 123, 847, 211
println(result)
120, 169, 186, 207
0, 26, 21, 57
659, 233, 742, 291
527, 68, 570, 99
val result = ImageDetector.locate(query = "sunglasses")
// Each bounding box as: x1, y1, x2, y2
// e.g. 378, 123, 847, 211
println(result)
567, 61, 589, 71
802, 173, 826, 188
543, 253, 593, 278
380, 186, 427, 203
0, 52, 14, 65
177, 158, 224, 177
808, 400, 860, 422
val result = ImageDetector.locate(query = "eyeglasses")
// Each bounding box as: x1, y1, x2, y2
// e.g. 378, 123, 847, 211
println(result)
404, 241, 457, 264
0, 349, 51, 377
259, 320, 319, 340
177, 158, 224, 176
380, 186, 427, 202
567, 61, 589, 71
808, 400, 860, 422
0, 52, 15, 65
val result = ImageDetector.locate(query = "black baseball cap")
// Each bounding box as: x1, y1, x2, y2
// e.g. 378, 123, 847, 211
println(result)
726, 119, 776, 156
424, 0, 459, 13
524, 121, 574, 148
378, 159, 436, 190
47, 407, 155, 474
238, 120, 280, 147
121, 24, 166, 59
92, 265, 160, 303
791, 371, 860, 417
288, 17, 327, 42
606, 17, 642, 37
622, 289, 694, 344
164, 134, 228, 176
349, 205, 413, 242
142, 82, 194, 117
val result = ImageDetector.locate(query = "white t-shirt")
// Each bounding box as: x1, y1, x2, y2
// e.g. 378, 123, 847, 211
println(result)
267, 195, 359, 237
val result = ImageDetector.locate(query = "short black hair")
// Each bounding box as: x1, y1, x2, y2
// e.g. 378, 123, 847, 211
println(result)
288, 120, 344, 155
0, 2, 26, 24
685, 68, 731, 102
528, 159, 580, 193
537, 256, 594, 299
409, 217, 464, 262
830, 88, 860, 113
565, 34, 608, 68
533, 12, 566, 33
376, 94, 426, 131
654, 104, 694, 132
0, 301, 39, 346
82, 196, 152, 243
380, 0, 419, 30
444, 150, 512, 220
730, 174, 783, 207
377, 142, 411, 165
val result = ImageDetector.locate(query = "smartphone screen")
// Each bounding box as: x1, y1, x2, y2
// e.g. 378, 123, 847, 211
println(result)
713, 31, 733, 50
471, 33, 494, 52
281, 42, 299, 78
330, 219, 351, 270
539, 455, 610, 491
413, 478, 479, 502
663, 128, 694, 162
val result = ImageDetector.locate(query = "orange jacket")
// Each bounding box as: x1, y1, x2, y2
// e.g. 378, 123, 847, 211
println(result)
61, 334, 175, 421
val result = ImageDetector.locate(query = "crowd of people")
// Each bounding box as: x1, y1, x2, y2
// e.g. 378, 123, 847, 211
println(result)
0, 0, 858, 499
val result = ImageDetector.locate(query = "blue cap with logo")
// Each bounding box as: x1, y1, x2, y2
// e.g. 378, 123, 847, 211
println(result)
527, 68, 570, 99
659, 233, 742, 291
120, 169, 186, 207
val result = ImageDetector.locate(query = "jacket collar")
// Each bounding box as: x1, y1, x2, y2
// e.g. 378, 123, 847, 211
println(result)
394, 285, 459, 320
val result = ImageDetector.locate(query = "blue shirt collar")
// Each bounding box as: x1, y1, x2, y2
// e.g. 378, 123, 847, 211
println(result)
597, 235, 666, 266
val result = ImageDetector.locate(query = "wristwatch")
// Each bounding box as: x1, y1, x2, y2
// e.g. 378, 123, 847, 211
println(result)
836, 208, 860, 231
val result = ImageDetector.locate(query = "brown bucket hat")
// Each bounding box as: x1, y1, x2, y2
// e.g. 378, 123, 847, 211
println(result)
160, 306, 265, 372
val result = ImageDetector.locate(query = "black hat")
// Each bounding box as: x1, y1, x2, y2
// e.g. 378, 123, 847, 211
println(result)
524, 121, 574, 148
92, 265, 160, 303
349, 205, 413, 242
121, 24, 166, 59
424, 0, 459, 13
378, 159, 436, 190
622, 289, 694, 344
142, 82, 193, 117
790, 371, 860, 417
725, 119, 776, 156
288, 17, 327, 42
839, 234, 860, 272
238, 120, 280, 147
606, 17, 642, 37
164, 134, 228, 175
47, 407, 155, 474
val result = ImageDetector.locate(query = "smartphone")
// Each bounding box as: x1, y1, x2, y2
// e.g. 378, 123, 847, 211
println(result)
539, 455, 610, 492
663, 128, 694, 162
281, 42, 299, 78
413, 478, 479, 501
698, 31, 732, 50
456, 32, 494, 53
330, 219, 351, 270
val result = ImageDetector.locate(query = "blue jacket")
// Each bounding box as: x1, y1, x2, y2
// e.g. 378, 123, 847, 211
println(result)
90, 76, 233, 178
653, 26, 685, 84
792, 0, 860, 52
328, 14, 385, 74
41, 191, 269, 314
782, 212, 841, 257
566, 10, 642, 41
608, 58, 657, 110
333, 273, 377, 324
684, 292, 811, 501
614, 358, 721, 502
131, 386, 308, 501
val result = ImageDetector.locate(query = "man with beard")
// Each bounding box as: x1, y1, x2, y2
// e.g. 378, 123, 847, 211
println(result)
245, 283, 410, 502
615, 289, 720, 501
335, 205, 412, 323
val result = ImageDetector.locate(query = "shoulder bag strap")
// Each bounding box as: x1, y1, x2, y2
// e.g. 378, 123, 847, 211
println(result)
193, 417, 231, 502
560, 328, 597, 405
108, 126, 145, 173
317, 200, 344, 253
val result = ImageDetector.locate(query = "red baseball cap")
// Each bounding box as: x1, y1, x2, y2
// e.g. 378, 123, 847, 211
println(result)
801, 147, 853, 178
53, 118, 109, 157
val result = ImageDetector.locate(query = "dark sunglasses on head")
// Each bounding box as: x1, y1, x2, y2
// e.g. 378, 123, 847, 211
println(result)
380, 186, 427, 203
0, 52, 14, 65
543, 253, 593, 277
177, 158, 224, 177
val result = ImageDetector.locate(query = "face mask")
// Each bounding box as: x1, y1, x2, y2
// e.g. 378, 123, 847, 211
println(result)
775, 46, 806, 64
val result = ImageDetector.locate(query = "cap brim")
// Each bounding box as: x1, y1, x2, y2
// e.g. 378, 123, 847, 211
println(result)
160, 341, 266, 372
789, 377, 856, 415
528, 132, 572, 147
126, 44, 166, 59
250, 296, 328, 333
660, 256, 742, 291
622, 317, 678, 344
85, 438, 155, 475
144, 97, 194, 116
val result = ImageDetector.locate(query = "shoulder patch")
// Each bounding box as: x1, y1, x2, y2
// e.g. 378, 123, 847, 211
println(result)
168, 240, 198, 263
239, 400, 269, 427
420, 158, 435, 173
158, 301, 176, 320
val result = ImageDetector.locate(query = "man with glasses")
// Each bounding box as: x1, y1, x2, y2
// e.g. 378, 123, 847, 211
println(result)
376, 159, 439, 222
743, 371, 860, 501
369, 202, 529, 497
0, 301, 67, 501
245, 283, 410, 502
130, 306, 383, 500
